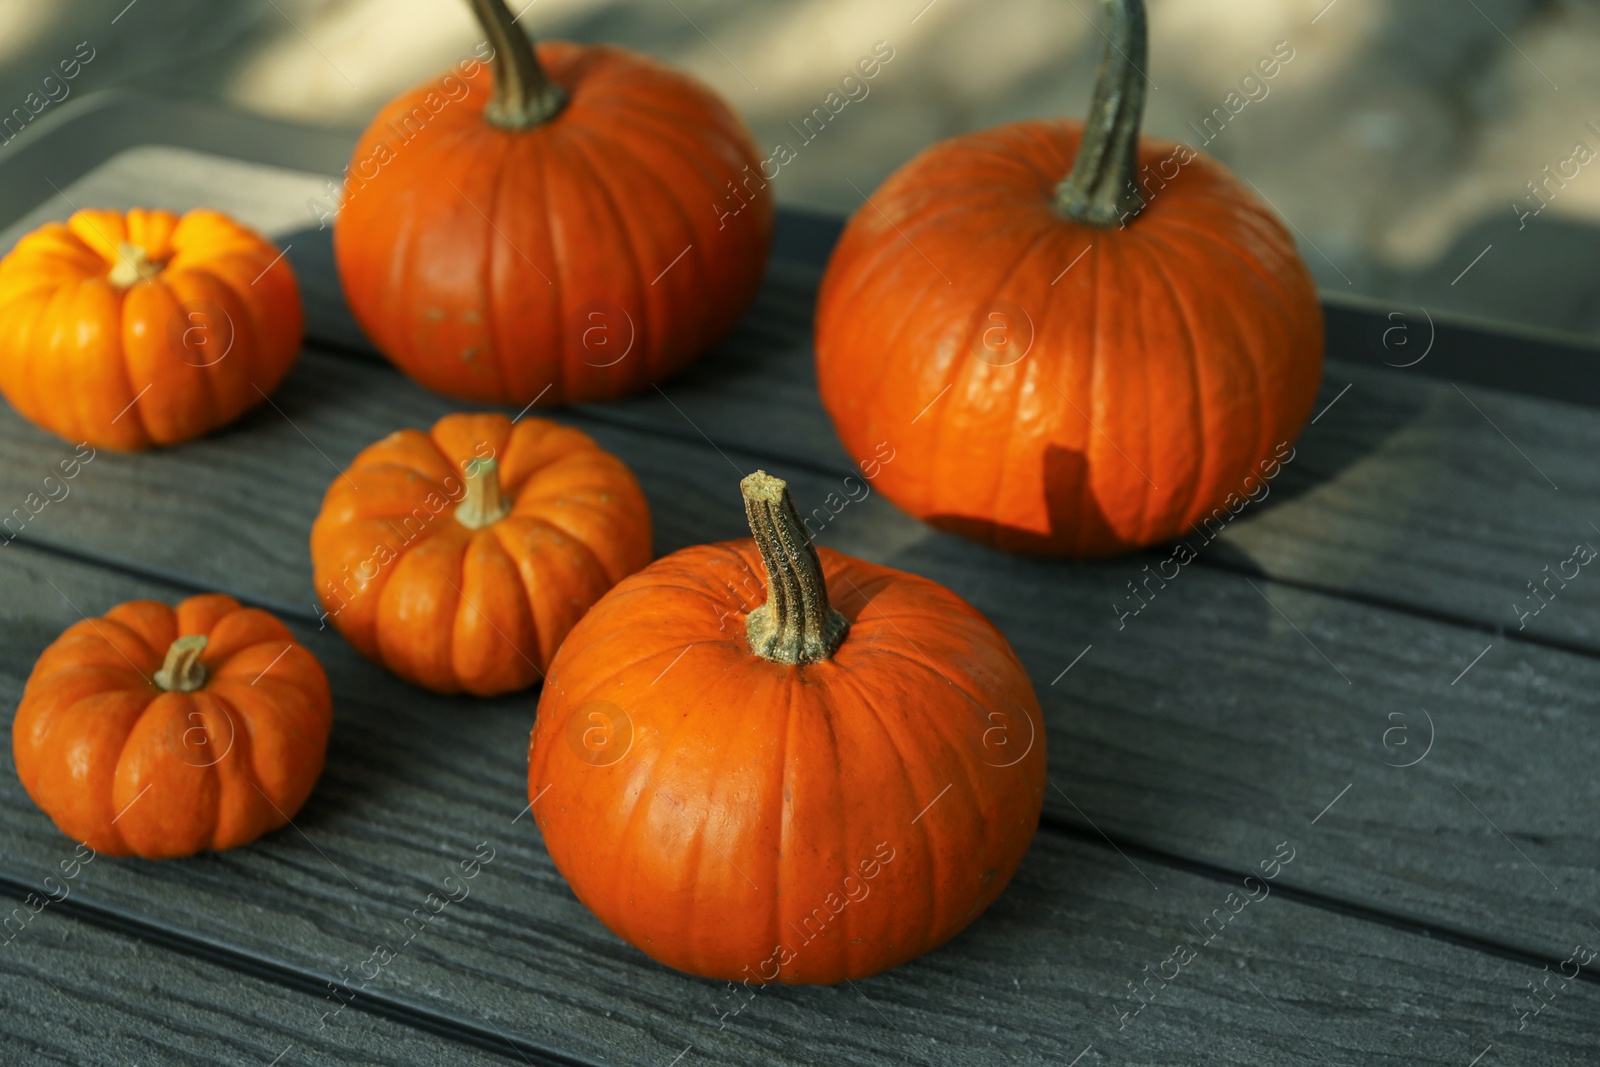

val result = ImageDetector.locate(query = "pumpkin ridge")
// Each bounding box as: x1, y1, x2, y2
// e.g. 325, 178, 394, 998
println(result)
1141, 221, 1309, 510
454, 529, 539, 691
159, 269, 227, 435
482, 127, 522, 401
1149, 214, 1304, 316
600, 671, 717, 951
822, 652, 944, 960
189, 690, 251, 850
827, 265, 957, 455
482, 517, 568, 671
83, 613, 166, 676
1130, 230, 1210, 533
771, 672, 799, 977
576, 97, 742, 194
1, 284, 69, 436
956, 224, 1060, 535
837, 645, 1000, 952
534, 136, 567, 400
56, 278, 114, 445
495, 509, 609, 593
206, 683, 308, 821
570, 121, 723, 374
1068, 223, 1106, 554
559, 126, 658, 387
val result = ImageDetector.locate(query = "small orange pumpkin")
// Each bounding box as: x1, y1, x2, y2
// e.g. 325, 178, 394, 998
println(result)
310, 412, 652, 696
12, 594, 332, 859
528, 472, 1045, 983
0, 207, 302, 451
814, 0, 1322, 556
333, 0, 773, 406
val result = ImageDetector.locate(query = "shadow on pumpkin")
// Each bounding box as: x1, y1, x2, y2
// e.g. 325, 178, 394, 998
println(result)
920, 374, 1431, 567
923, 443, 1119, 558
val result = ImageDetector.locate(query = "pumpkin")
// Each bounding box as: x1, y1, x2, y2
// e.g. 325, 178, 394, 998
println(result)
814, 0, 1322, 557
12, 594, 331, 859
528, 471, 1045, 983
0, 207, 302, 451
332, 0, 773, 406
310, 412, 652, 696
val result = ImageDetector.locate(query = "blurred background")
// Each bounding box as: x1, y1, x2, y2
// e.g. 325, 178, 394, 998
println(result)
3, 0, 1598, 340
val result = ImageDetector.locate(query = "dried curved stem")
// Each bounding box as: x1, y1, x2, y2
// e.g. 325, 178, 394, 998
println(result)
1053, 0, 1149, 227
741, 471, 848, 665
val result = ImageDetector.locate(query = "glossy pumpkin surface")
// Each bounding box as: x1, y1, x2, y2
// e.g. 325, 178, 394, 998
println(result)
333, 0, 773, 406
814, 1, 1321, 556
0, 207, 302, 450
311, 412, 652, 696
13, 594, 331, 859
528, 473, 1045, 983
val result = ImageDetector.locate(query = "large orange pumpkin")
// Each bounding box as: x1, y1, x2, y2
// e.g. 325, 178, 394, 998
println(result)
333, 0, 773, 406
13, 594, 331, 859
528, 472, 1045, 984
311, 412, 652, 696
815, 0, 1322, 556
0, 207, 302, 450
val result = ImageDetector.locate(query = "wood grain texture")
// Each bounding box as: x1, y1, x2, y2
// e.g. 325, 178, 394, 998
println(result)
0, 898, 528, 1066
3, 544, 1599, 1067
0, 350, 1594, 965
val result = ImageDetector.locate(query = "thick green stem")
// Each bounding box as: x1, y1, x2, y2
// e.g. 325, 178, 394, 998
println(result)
1053, 0, 1149, 226
153, 635, 208, 693
467, 0, 567, 128
455, 457, 511, 529
741, 471, 848, 666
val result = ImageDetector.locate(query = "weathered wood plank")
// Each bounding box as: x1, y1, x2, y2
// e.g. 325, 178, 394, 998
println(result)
2, 543, 1598, 1066
0, 348, 1594, 968
0, 897, 529, 1066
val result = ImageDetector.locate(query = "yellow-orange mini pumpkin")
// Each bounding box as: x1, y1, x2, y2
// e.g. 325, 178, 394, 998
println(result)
311, 412, 652, 696
13, 594, 332, 859
0, 207, 302, 450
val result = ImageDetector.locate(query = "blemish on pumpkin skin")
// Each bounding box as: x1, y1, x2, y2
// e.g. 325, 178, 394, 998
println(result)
461, 346, 480, 362
462, 309, 482, 324
424, 308, 445, 322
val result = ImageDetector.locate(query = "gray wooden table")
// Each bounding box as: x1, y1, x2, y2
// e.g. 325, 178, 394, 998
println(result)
1, 92, 1598, 1067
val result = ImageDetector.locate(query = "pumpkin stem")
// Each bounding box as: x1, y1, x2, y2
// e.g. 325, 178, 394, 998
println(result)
153, 634, 208, 693
468, 0, 567, 129
107, 242, 164, 288
741, 471, 849, 666
456, 457, 512, 529
1053, 0, 1149, 227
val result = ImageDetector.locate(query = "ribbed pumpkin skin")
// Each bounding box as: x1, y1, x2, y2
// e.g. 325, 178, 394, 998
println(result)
528, 542, 1046, 984
310, 413, 652, 696
12, 595, 331, 859
815, 122, 1323, 557
0, 208, 302, 451
334, 42, 774, 406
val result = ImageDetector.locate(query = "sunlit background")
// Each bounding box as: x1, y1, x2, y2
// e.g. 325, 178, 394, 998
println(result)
4, 0, 1597, 340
